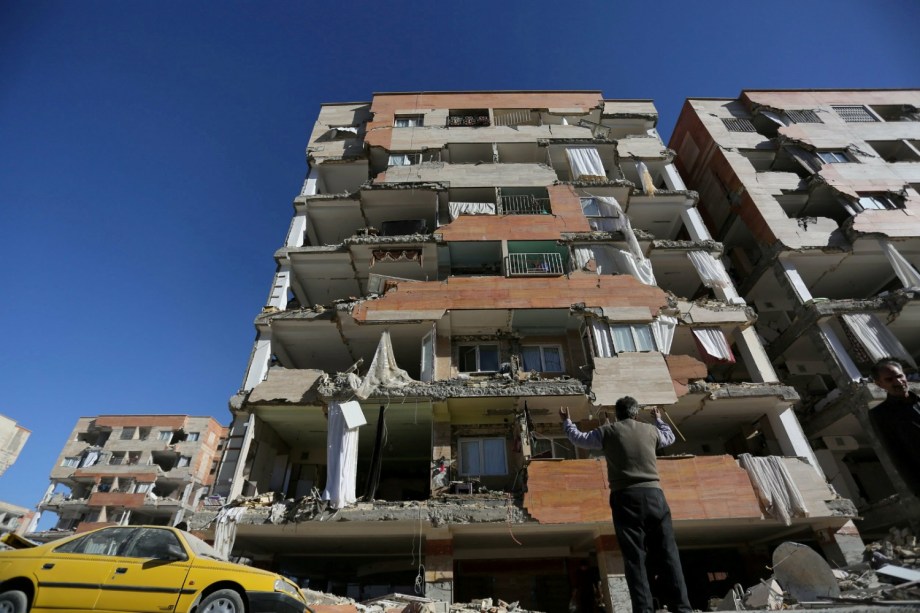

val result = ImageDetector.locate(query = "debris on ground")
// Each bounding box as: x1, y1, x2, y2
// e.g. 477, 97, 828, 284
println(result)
299, 592, 542, 613
715, 526, 920, 610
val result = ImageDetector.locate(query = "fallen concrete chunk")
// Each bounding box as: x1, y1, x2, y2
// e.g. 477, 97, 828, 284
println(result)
743, 579, 783, 610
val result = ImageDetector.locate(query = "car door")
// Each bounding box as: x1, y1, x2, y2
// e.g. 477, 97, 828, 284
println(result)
32, 527, 136, 611
95, 527, 193, 613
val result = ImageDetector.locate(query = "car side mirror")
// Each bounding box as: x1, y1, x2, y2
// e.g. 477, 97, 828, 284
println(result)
156, 544, 188, 561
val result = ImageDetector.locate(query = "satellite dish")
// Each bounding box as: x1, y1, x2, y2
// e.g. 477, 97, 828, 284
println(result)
772, 541, 840, 603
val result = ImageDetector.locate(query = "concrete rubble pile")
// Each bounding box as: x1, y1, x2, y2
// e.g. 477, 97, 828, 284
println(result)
302, 591, 541, 613
714, 528, 920, 611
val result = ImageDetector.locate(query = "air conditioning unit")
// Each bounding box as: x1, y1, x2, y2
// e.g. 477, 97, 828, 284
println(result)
822, 435, 859, 451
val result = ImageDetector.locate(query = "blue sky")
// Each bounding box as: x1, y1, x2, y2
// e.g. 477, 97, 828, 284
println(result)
1, 1, 918, 523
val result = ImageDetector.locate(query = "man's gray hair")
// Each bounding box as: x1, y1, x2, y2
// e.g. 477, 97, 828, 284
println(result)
615, 396, 640, 420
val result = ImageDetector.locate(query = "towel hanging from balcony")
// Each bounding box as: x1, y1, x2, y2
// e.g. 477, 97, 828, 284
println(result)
566, 147, 605, 180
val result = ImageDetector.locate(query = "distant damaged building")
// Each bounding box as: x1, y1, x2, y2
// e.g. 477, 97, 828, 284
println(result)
669, 90, 920, 538
38, 415, 227, 533
209, 92, 861, 612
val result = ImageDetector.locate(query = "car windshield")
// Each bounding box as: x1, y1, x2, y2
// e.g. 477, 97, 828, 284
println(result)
180, 530, 227, 561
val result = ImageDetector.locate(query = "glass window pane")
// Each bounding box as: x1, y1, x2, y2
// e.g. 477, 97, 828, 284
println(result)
633, 325, 656, 351
543, 347, 563, 371
479, 345, 499, 371
481, 439, 507, 475
460, 440, 481, 475
611, 325, 636, 352
580, 197, 600, 216
460, 347, 478, 372
521, 347, 542, 371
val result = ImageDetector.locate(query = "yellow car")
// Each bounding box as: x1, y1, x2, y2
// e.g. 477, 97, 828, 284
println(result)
0, 525, 307, 613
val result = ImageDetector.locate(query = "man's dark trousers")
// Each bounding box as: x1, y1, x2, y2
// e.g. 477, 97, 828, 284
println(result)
610, 487, 691, 613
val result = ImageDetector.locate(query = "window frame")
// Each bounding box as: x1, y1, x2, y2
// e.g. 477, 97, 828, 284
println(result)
532, 436, 576, 459
458, 437, 508, 476
387, 153, 421, 167
817, 150, 852, 164
61, 456, 80, 468
610, 323, 657, 353
186, 432, 200, 442
856, 193, 903, 211
785, 109, 823, 124
458, 343, 500, 373
120, 427, 136, 440
520, 344, 565, 373
832, 105, 880, 123
394, 114, 424, 128
157, 431, 172, 441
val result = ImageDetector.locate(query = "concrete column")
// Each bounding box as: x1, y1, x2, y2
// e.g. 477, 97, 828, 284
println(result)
595, 535, 631, 613
733, 326, 779, 383
285, 212, 308, 248
814, 520, 865, 568
815, 321, 862, 382
242, 331, 273, 392
302, 167, 319, 196
424, 534, 454, 603
266, 266, 291, 310
662, 164, 687, 190
679, 208, 712, 242
814, 449, 863, 505
227, 414, 256, 503
766, 406, 823, 476
778, 260, 814, 305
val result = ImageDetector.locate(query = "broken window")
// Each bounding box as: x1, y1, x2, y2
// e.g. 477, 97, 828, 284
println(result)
394, 114, 423, 127
721, 117, 757, 133
135, 483, 152, 493
832, 105, 878, 123
61, 456, 80, 468
869, 104, 920, 122
531, 436, 576, 459
785, 109, 823, 124
387, 153, 420, 166
817, 150, 852, 164
177, 456, 191, 468
458, 344, 500, 373
109, 452, 125, 466
459, 437, 507, 476
521, 345, 564, 372
120, 427, 136, 440
855, 193, 903, 211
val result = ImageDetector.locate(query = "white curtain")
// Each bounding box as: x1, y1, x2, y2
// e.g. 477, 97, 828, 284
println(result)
566, 147, 605, 179
636, 161, 657, 194
692, 327, 733, 361
650, 315, 678, 354
574, 247, 594, 270
739, 454, 808, 526
448, 202, 496, 220
81, 451, 99, 467
880, 240, 920, 289
213, 506, 247, 559
322, 401, 361, 509
841, 313, 916, 367
355, 330, 416, 399
687, 251, 732, 288
590, 320, 615, 358
610, 249, 656, 285
593, 196, 625, 231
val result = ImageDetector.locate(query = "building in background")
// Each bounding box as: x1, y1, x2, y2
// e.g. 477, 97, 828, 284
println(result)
0, 414, 34, 537
36, 415, 227, 535
669, 89, 920, 537
0, 414, 30, 478
200, 91, 861, 612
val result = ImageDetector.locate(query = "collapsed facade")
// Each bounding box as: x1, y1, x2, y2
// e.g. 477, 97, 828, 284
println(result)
37, 415, 227, 534
669, 90, 920, 538
0, 414, 34, 537
206, 91, 863, 612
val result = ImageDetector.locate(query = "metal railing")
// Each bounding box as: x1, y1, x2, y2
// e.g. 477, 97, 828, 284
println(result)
506, 252, 564, 276
493, 109, 537, 127
498, 195, 550, 215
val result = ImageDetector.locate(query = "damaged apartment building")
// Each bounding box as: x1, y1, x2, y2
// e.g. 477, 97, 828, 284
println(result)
669, 90, 920, 537
204, 91, 862, 612
36, 415, 227, 534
